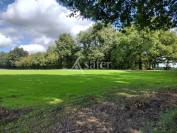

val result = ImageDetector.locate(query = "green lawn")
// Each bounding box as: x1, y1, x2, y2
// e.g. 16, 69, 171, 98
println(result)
0, 70, 177, 108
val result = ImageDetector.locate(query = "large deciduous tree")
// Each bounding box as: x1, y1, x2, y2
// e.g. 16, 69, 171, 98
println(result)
55, 33, 75, 68
58, 0, 177, 29
77, 23, 117, 67
111, 26, 177, 69
7, 47, 28, 68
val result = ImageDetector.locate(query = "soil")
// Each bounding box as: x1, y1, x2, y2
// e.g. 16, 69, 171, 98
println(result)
0, 107, 32, 125
1, 90, 177, 133
46, 90, 177, 133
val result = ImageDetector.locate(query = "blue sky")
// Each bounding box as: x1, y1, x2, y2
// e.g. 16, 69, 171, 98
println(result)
0, 0, 14, 52
0, 0, 93, 53
0, 0, 14, 10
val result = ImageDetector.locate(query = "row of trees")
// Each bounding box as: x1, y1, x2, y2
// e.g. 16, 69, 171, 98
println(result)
0, 24, 177, 69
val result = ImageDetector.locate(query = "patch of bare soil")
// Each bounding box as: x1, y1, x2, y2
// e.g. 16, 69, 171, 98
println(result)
0, 107, 32, 125
47, 90, 177, 133
1, 90, 177, 133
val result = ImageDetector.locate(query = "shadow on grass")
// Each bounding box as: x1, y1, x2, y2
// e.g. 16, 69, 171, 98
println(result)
0, 71, 177, 133
0, 71, 177, 108
1, 86, 177, 133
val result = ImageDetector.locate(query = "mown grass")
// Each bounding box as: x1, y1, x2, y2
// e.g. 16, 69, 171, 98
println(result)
0, 70, 177, 132
0, 70, 177, 108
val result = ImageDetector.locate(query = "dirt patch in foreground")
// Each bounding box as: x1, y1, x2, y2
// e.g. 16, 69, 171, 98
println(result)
47, 90, 177, 133
0, 107, 32, 125
1, 90, 177, 133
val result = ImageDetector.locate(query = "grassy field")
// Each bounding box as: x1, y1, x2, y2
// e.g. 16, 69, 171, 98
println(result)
0, 70, 177, 108
0, 70, 177, 133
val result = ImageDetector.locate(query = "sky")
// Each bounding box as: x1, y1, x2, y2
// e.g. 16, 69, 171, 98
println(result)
0, 0, 94, 53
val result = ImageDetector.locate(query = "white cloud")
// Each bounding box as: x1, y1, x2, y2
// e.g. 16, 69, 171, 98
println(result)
19, 44, 46, 54
170, 28, 177, 35
34, 36, 54, 46
0, 33, 13, 48
71, 25, 91, 35
0, 0, 93, 52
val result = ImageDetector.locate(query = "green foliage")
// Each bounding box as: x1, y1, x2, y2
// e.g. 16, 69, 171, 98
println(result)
55, 33, 75, 68
111, 27, 177, 69
16, 53, 47, 69
111, 27, 147, 69
7, 47, 28, 68
46, 46, 59, 68
0, 52, 8, 68
1, 24, 177, 70
16, 52, 59, 69
59, 0, 177, 30
15, 33, 76, 69
77, 23, 105, 62
77, 23, 118, 69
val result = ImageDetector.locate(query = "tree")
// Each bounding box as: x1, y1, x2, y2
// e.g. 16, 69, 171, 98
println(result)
111, 27, 177, 69
96, 23, 119, 61
154, 30, 177, 69
15, 55, 33, 69
58, 0, 177, 30
45, 46, 59, 68
55, 33, 75, 68
111, 27, 147, 69
77, 23, 117, 66
7, 47, 28, 68
77, 24, 104, 68
0, 52, 8, 68
16, 53, 49, 69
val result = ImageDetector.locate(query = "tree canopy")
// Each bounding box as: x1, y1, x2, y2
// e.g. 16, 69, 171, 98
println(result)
58, 0, 177, 30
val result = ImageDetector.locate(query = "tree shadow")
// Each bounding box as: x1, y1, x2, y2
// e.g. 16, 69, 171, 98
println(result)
0, 71, 177, 108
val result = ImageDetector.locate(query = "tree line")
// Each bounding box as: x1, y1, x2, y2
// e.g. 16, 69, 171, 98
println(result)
0, 24, 177, 69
